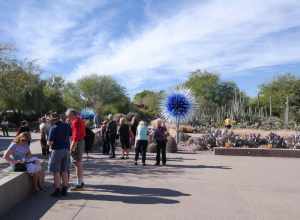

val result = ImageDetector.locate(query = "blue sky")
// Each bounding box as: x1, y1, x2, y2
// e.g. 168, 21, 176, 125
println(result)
1, 0, 300, 97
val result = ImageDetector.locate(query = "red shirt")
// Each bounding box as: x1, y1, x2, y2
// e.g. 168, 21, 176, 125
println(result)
71, 117, 86, 142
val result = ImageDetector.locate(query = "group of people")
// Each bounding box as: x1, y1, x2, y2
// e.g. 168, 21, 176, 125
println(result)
3, 109, 87, 196
98, 116, 168, 166
2, 110, 169, 197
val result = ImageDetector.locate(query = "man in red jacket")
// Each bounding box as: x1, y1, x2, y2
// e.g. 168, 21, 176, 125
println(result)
66, 108, 86, 190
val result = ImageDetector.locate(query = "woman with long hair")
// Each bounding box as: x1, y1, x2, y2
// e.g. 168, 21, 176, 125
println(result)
118, 117, 131, 159
3, 132, 44, 191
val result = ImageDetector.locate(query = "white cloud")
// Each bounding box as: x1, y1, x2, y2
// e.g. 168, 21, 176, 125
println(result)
2, 0, 300, 94
69, 0, 300, 92
3, 0, 109, 66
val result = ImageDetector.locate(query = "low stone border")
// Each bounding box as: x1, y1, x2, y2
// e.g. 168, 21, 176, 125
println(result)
0, 169, 32, 217
214, 147, 300, 158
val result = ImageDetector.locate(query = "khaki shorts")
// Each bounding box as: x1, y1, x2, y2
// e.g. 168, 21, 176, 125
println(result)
71, 140, 85, 162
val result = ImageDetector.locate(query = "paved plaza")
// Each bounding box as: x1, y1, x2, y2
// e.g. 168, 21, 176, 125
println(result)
1, 138, 300, 220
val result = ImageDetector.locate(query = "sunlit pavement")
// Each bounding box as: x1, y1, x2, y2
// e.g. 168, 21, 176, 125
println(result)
3, 139, 300, 220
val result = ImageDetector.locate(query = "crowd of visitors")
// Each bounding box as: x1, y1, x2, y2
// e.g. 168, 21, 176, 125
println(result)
2, 110, 169, 197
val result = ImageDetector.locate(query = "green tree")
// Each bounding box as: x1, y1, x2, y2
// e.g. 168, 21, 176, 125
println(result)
185, 70, 241, 110
133, 90, 163, 117
77, 74, 130, 115
259, 73, 300, 120
63, 82, 85, 110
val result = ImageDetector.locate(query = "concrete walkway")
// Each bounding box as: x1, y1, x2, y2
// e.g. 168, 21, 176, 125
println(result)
2, 140, 300, 220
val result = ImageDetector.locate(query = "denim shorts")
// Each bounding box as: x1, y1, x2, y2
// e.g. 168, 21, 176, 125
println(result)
48, 149, 70, 173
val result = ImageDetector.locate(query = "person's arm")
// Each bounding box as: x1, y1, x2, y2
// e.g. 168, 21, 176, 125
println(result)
70, 120, 79, 152
47, 127, 55, 149
3, 147, 21, 164
26, 149, 32, 158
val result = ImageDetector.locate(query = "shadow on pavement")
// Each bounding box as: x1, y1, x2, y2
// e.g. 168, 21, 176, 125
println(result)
165, 164, 232, 169
64, 192, 181, 205
3, 184, 189, 219
84, 184, 191, 197
82, 155, 231, 178
3, 188, 59, 220
83, 159, 185, 178
62, 184, 190, 204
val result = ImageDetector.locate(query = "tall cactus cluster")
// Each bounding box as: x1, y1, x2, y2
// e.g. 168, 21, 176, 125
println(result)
192, 90, 297, 130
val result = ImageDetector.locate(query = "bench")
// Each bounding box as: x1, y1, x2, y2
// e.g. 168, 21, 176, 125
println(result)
0, 168, 33, 217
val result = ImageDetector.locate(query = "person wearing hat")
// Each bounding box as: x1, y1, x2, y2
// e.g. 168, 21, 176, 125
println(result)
48, 113, 72, 197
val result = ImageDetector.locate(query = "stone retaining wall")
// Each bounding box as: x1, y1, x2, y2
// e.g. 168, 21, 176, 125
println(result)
214, 147, 300, 158
0, 171, 32, 217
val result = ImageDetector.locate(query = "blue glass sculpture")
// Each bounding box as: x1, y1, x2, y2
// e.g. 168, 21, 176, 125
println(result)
161, 88, 197, 142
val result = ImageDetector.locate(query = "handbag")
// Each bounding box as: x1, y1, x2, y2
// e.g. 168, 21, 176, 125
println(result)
14, 163, 27, 172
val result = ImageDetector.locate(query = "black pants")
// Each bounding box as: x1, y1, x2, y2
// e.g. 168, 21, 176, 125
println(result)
156, 141, 167, 165
135, 140, 148, 163
41, 139, 50, 156
102, 140, 109, 154
108, 137, 116, 157
1, 126, 9, 136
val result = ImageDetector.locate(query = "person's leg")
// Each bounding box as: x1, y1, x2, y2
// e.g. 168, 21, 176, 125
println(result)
111, 138, 116, 157
50, 172, 61, 196
126, 139, 130, 157
38, 170, 45, 189
156, 142, 161, 165
106, 140, 110, 155
41, 143, 46, 156
61, 171, 69, 196
162, 141, 167, 165
109, 138, 115, 158
61, 171, 68, 187
46, 145, 50, 156
61, 150, 69, 186
4, 127, 8, 136
32, 173, 39, 191
121, 141, 125, 159
72, 140, 84, 188
135, 141, 140, 164
142, 141, 148, 165
74, 161, 83, 184
102, 141, 107, 154
76, 141, 84, 185
53, 172, 61, 188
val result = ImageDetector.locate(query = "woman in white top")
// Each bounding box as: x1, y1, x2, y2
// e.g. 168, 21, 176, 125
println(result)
135, 121, 148, 166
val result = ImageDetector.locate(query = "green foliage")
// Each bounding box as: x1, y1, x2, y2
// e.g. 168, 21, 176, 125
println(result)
259, 73, 300, 121
63, 83, 85, 110
185, 70, 241, 113
133, 90, 163, 117
0, 60, 42, 113
2, 42, 300, 127
77, 74, 130, 115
